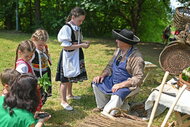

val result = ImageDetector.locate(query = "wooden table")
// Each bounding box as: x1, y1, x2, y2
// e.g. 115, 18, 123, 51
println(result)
143, 61, 158, 84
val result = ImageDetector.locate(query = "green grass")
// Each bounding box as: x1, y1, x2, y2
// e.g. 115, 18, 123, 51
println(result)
0, 30, 176, 127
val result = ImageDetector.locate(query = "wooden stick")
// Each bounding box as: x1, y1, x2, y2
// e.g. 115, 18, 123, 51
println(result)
148, 71, 169, 127
161, 84, 187, 127
101, 111, 117, 121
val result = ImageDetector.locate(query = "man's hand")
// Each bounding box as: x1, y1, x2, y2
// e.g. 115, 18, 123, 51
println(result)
112, 83, 122, 93
93, 76, 105, 84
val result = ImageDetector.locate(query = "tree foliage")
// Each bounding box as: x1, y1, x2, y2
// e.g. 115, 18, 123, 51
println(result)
0, 0, 177, 42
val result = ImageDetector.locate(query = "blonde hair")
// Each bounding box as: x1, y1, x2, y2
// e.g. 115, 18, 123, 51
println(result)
15, 40, 36, 68
31, 29, 49, 42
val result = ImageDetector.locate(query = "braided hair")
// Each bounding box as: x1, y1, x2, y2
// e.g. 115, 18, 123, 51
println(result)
31, 29, 49, 42
15, 40, 36, 68
66, 7, 86, 23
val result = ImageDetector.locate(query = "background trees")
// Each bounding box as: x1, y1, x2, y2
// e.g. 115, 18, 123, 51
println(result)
0, 0, 187, 42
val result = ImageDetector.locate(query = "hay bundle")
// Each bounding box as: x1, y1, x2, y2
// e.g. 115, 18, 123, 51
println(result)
77, 113, 150, 127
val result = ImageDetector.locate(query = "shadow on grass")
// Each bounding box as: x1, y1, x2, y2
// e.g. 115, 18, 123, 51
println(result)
44, 91, 96, 127
89, 38, 165, 65
70, 87, 96, 110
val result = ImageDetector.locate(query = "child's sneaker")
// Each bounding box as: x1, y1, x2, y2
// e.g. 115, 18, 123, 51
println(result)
61, 103, 73, 111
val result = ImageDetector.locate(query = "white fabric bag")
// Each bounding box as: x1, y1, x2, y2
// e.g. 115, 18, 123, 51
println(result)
62, 49, 80, 78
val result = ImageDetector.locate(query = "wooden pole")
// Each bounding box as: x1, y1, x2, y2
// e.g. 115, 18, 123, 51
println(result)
148, 71, 169, 127
161, 85, 187, 127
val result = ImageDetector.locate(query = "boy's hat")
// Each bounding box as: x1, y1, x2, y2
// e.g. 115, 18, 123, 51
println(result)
112, 29, 140, 45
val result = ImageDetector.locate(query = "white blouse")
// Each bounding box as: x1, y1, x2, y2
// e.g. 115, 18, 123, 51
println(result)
16, 63, 29, 74
57, 22, 81, 47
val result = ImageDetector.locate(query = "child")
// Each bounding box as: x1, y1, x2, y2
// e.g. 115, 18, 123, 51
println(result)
0, 74, 51, 127
15, 40, 36, 74
31, 29, 52, 104
15, 40, 43, 111
56, 7, 90, 110
0, 69, 20, 96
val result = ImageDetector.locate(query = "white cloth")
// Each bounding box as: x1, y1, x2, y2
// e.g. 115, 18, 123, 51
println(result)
145, 79, 190, 115
62, 49, 80, 78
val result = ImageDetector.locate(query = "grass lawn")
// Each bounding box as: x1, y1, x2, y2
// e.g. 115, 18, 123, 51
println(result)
0, 30, 177, 127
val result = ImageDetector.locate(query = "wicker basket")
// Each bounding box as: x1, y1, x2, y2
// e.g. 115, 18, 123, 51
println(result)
173, 7, 190, 30
159, 42, 190, 75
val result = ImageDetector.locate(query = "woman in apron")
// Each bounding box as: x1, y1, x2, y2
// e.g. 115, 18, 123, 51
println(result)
92, 29, 145, 115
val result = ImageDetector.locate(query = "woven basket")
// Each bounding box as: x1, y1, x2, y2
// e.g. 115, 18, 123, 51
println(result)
159, 42, 190, 75
173, 7, 190, 30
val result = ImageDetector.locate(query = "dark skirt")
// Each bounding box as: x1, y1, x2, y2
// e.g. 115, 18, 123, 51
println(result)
55, 48, 88, 83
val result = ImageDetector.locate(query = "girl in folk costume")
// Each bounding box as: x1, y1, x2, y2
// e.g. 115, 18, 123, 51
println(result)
15, 40, 43, 111
15, 40, 36, 74
31, 29, 52, 104
56, 7, 90, 110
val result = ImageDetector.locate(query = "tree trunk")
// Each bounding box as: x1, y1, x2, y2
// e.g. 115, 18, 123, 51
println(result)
130, 0, 146, 34
29, 0, 33, 26
4, 3, 16, 30
34, 0, 41, 26
5, 15, 13, 30
118, 0, 146, 33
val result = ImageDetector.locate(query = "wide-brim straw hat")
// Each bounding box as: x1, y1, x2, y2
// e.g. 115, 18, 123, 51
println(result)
112, 29, 140, 45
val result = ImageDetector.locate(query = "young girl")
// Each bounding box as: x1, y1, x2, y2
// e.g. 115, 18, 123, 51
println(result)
15, 40, 36, 74
56, 7, 90, 110
15, 40, 43, 111
0, 74, 51, 127
31, 29, 52, 104
0, 69, 20, 96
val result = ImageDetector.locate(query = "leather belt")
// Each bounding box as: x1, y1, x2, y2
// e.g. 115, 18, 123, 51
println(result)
64, 49, 74, 52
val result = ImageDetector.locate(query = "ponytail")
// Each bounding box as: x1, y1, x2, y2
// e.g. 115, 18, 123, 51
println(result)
15, 44, 20, 69
66, 7, 86, 23
15, 40, 36, 68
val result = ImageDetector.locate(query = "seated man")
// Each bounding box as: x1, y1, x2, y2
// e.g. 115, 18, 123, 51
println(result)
92, 29, 145, 116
